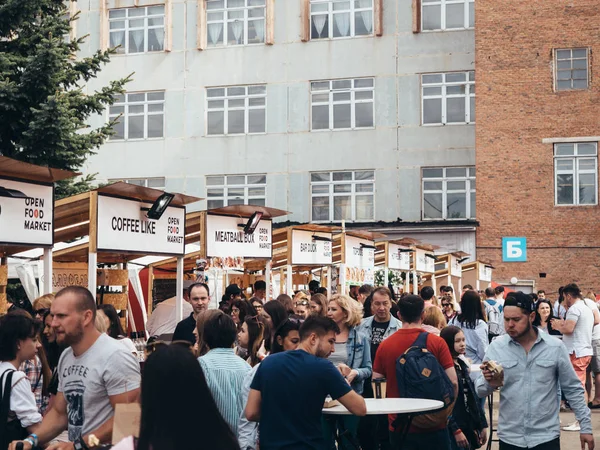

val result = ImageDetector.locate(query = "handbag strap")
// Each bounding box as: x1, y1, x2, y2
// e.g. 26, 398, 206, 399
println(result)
0, 369, 16, 449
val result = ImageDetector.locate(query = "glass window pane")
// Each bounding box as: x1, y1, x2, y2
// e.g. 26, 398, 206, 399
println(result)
355, 195, 374, 221
447, 181, 466, 190
312, 185, 330, 194
248, 109, 266, 133
228, 188, 245, 198
578, 158, 596, 171
356, 184, 373, 193
447, 193, 467, 219
445, 3, 464, 28
556, 159, 574, 171
334, 184, 352, 193
147, 114, 164, 138
333, 92, 351, 102
579, 173, 596, 204
248, 85, 266, 95
422, 5, 441, 30
333, 172, 353, 181
355, 91, 373, 101
311, 172, 331, 182
332, 80, 352, 90
447, 97, 466, 123
147, 27, 164, 52
423, 168, 443, 178
446, 168, 467, 177
207, 189, 224, 197
470, 96, 475, 123
147, 91, 164, 101
228, 198, 244, 206
424, 181, 443, 190
312, 197, 330, 221
556, 50, 571, 60
109, 9, 126, 18
128, 93, 145, 102
470, 192, 476, 218
354, 78, 374, 88
312, 105, 329, 130
207, 111, 225, 135
333, 13, 351, 37
423, 193, 443, 219
578, 143, 597, 155
227, 175, 245, 185
556, 174, 574, 205
333, 104, 351, 129
355, 171, 374, 180
334, 196, 351, 221
468, 2, 474, 27
249, 198, 266, 206
147, 177, 165, 188
248, 187, 265, 196
247, 174, 267, 184
423, 74, 443, 84
148, 104, 163, 113
207, 200, 224, 209
555, 144, 575, 156
110, 117, 124, 140
249, 97, 266, 107
206, 176, 225, 186
355, 103, 373, 128
228, 110, 245, 134
128, 105, 144, 114
128, 116, 144, 139
446, 73, 467, 83
573, 48, 588, 58
311, 15, 329, 39
423, 98, 442, 124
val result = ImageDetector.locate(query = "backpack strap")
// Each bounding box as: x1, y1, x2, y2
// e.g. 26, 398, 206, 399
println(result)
0, 369, 16, 449
413, 331, 429, 349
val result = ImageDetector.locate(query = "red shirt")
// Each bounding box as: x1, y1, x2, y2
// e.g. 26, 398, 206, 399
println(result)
373, 327, 454, 432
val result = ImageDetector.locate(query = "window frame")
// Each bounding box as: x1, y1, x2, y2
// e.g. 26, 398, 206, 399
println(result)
554, 48, 590, 92
310, 78, 375, 131
205, 174, 267, 208
421, 71, 475, 126
421, 166, 476, 220
108, 91, 165, 141
310, 170, 376, 223
421, 0, 474, 32
553, 143, 598, 207
205, 85, 267, 136
205, 0, 267, 48
108, 5, 166, 55
309, 0, 374, 40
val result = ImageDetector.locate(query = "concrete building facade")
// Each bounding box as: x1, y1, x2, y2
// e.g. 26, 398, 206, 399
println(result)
476, 0, 600, 294
79, 0, 476, 254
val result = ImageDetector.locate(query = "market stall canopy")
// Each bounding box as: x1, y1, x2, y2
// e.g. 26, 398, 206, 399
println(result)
206, 205, 289, 219
332, 230, 387, 265
434, 251, 470, 278
0, 157, 78, 184
374, 238, 421, 267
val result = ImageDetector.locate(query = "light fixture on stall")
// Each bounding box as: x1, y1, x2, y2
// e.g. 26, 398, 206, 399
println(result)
457, 256, 469, 264
0, 186, 27, 199
312, 235, 332, 243
396, 248, 413, 253
360, 243, 377, 250
425, 253, 438, 261
239, 211, 263, 234
143, 192, 175, 220
485, 264, 495, 269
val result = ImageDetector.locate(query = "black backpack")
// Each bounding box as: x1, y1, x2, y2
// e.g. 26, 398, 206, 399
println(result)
0, 369, 29, 450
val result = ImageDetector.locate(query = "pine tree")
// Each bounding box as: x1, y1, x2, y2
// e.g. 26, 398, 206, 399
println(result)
0, 0, 131, 198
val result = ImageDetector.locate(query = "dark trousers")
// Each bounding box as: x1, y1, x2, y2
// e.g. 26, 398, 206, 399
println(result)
389, 428, 451, 450
499, 438, 560, 450
358, 415, 391, 450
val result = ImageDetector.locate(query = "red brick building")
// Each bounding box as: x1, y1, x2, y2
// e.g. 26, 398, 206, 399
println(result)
476, 1, 600, 296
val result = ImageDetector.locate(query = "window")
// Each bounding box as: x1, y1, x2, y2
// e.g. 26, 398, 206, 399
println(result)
422, 0, 474, 31
109, 92, 165, 140
311, 78, 374, 130
109, 6, 165, 54
422, 71, 474, 125
311, 171, 374, 222
422, 167, 475, 220
206, 174, 267, 209
554, 143, 597, 206
555, 48, 589, 91
108, 177, 166, 190
206, 85, 266, 135
310, 0, 373, 39
206, 0, 266, 47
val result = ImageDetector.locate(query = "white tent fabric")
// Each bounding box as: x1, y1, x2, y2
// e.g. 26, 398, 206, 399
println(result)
16, 264, 40, 302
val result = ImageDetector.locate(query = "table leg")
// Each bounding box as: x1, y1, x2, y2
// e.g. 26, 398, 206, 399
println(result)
392, 414, 413, 450
486, 393, 497, 450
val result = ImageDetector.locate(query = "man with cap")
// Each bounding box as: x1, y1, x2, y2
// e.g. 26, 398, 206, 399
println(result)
146, 281, 194, 337
172, 282, 211, 344
475, 292, 594, 450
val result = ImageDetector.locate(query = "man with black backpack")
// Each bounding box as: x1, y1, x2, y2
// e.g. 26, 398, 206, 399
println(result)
373, 294, 458, 450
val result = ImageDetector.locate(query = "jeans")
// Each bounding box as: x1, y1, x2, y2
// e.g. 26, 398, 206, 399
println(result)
499, 438, 560, 450
389, 428, 451, 450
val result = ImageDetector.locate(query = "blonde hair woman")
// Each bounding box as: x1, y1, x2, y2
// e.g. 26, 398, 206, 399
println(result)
324, 294, 372, 448
32, 293, 54, 320
422, 305, 448, 336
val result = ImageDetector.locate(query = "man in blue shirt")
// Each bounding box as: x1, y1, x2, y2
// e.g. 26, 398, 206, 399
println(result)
476, 292, 594, 450
246, 316, 367, 450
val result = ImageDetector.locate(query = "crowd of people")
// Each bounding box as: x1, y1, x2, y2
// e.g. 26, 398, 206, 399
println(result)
0, 279, 597, 450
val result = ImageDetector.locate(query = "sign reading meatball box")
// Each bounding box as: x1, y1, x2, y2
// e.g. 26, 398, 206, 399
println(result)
291, 230, 332, 266
96, 195, 185, 255
0, 177, 54, 247
206, 214, 272, 259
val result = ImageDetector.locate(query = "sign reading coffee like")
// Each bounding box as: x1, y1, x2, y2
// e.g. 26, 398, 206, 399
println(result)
0, 178, 54, 246
415, 248, 435, 274
291, 230, 332, 265
96, 195, 185, 255
206, 214, 272, 259
387, 244, 411, 271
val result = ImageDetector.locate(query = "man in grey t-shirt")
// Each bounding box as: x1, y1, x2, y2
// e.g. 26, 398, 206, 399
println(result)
10, 287, 141, 450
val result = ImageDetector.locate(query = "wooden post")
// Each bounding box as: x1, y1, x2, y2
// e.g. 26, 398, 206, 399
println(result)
286, 265, 293, 295
88, 191, 98, 297
412, 270, 418, 294
265, 260, 272, 301
300, 0, 310, 42
326, 266, 331, 298
265, 0, 275, 44
197, 0, 207, 50
165, 0, 172, 51
175, 256, 184, 322
147, 265, 154, 316
42, 248, 53, 296
0, 257, 7, 313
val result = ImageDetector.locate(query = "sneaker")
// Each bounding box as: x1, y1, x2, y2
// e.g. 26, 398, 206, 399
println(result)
562, 421, 581, 432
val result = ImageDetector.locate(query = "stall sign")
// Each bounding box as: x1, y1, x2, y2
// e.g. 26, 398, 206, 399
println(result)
450, 255, 462, 278
52, 264, 88, 292
344, 236, 375, 285
291, 230, 332, 266
415, 248, 435, 274
206, 214, 272, 259
97, 195, 185, 255
0, 178, 53, 246
388, 244, 411, 271
479, 264, 492, 282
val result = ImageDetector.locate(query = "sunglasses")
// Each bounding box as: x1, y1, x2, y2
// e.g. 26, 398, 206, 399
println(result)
296, 301, 309, 306
34, 308, 49, 316
441, 303, 451, 307
253, 304, 263, 310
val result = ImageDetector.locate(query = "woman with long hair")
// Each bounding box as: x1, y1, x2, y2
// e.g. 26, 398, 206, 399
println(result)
422, 306, 447, 335
97, 305, 138, 357
237, 316, 265, 367
309, 293, 328, 318
440, 326, 488, 450
261, 301, 289, 353
41, 310, 65, 420
276, 294, 295, 315
230, 300, 257, 330
324, 294, 372, 449
112, 345, 240, 450
32, 294, 54, 321
533, 299, 561, 336
448, 290, 489, 366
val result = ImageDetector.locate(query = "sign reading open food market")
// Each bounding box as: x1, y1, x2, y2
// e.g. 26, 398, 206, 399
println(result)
0, 178, 54, 246
291, 230, 332, 265
97, 195, 185, 255
206, 214, 272, 259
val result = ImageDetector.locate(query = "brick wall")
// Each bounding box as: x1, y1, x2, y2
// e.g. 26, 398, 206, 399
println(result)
475, 0, 600, 296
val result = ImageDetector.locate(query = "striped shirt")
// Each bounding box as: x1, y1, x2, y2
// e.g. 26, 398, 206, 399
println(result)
19, 356, 46, 414
198, 348, 251, 433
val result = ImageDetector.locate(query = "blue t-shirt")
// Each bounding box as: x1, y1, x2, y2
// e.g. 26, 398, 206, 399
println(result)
250, 349, 352, 449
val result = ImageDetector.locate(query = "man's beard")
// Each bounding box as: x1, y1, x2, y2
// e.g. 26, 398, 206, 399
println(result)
513, 320, 532, 340
315, 343, 331, 359
57, 323, 85, 347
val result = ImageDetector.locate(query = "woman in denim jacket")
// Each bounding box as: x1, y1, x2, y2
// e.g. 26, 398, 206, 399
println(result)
323, 294, 372, 449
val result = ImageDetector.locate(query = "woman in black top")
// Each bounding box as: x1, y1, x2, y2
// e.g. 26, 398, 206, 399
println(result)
533, 300, 562, 336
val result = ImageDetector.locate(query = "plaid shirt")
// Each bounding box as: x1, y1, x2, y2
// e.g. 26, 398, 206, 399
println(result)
19, 356, 46, 414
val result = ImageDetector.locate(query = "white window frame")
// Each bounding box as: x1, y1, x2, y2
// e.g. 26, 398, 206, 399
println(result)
309, 0, 374, 40
109, 91, 165, 141
553, 143, 598, 206
108, 177, 166, 190
422, 167, 476, 220
310, 78, 375, 131
422, 71, 475, 126
310, 171, 375, 223
206, 0, 266, 47
108, 5, 165, 54
206, 174, 267, 208
554, 48, 590, 91
206, 85, 267, 136
421, 0, 474, 31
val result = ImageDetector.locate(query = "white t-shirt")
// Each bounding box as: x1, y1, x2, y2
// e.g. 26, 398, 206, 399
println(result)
58, 333, 141, 442
563, 299, 594, 358
146, 296, 193, 337
0, 361, 42, 427
583, 298, 600, 341
553, 301, 567, 319
118, 337, 139, 357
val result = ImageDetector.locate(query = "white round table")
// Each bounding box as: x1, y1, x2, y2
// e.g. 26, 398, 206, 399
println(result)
322, 398, 444, 415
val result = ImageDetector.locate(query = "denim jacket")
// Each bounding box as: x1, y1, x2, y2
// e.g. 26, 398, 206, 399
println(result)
345, 326, 372, 395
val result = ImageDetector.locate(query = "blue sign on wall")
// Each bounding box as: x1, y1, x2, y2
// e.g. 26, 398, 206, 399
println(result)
502, 237, 527, 262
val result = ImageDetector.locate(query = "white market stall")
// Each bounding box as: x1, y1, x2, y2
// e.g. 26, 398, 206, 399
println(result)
374, 238, 419, 295
461, 260, 494, 291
